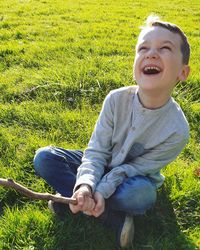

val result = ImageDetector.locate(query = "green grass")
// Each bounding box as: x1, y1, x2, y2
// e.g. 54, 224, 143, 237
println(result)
0, 0, 199, 249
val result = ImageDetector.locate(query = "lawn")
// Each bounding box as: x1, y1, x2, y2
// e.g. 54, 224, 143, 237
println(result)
0, 0, 199, 249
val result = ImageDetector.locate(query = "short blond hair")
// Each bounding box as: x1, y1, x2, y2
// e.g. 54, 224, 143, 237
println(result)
141, 15, 190, 65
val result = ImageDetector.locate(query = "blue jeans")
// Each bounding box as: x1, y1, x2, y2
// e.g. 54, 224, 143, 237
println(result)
34, 146, 157, 215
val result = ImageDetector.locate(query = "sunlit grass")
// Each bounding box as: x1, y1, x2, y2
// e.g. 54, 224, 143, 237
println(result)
0, 0, 199, 249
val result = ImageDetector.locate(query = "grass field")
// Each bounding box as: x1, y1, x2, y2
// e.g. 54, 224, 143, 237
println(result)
0, 0, 199, 249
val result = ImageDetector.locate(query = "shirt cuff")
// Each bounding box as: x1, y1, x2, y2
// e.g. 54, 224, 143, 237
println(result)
73, 175, 96, 194
95, 182, 116, 199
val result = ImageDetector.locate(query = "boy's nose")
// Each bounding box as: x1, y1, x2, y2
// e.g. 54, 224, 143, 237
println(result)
145, 49, 158, 59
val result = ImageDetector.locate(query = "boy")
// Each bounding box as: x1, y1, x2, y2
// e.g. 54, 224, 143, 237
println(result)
34, 15, 190, 248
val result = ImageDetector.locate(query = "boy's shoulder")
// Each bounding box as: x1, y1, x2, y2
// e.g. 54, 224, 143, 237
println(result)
104, 86, 137, 113
170, 98, 189, 138
109, 85, 137, 97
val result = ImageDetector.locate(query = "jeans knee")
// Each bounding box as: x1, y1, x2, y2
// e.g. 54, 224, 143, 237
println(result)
132, 181, 157, 212
110, 176, 157, 214
33, 146, 53, 176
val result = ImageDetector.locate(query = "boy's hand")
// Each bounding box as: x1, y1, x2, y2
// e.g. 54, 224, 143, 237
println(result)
83, 191, 105, 217
69, 184, 95, 214
92, 191, 105, 217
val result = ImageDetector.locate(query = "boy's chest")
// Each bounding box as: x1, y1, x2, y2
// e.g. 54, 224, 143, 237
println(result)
110, 110, 173, 166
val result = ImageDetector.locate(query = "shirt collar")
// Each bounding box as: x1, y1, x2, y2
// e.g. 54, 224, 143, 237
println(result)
133, 86, 173, 115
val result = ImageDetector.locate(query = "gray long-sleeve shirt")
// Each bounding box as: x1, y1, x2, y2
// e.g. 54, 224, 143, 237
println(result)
74, 86, 189, 198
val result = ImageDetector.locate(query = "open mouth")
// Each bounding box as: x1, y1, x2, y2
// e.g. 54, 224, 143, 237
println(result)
142, 66, 162, 75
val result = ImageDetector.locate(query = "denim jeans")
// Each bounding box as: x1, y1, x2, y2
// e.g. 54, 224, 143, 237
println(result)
34, 146, 157, 215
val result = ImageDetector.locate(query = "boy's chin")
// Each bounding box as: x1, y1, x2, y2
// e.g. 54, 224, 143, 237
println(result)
137, 81, 160, 91
140, 72, 163, 82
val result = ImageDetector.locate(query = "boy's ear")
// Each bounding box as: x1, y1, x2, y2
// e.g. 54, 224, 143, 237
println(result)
177, 65, 190, 81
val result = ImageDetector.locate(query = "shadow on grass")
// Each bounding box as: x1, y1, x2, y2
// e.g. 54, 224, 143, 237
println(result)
0, 185, 196, 249
40, 186, 197, 250
0, 201, 3, 216
47, 211, 117, 250
46, 184, 197, 250
133, 186, 197, 250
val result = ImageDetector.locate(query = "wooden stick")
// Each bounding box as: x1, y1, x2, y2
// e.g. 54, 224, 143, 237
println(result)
0, 178, 77, 205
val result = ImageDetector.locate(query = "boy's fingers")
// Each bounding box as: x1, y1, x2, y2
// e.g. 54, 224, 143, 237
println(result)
83, 211, 93, 216
70, 193, 94, 213
93, 206, 104, 217
77, 193, 85, 207
82, 196, 95, 211
69, 185, 95, 214
89, 198, 96, 210
69, 191, 85, 213
69, 203, 79, 214
92, 192, 105, 217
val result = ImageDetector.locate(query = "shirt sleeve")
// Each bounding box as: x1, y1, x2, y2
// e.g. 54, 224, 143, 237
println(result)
95, 134, 189, 198
73, 92, 114, 193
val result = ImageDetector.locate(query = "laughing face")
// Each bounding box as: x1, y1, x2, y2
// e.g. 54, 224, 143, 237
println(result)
133, 26, 189, 94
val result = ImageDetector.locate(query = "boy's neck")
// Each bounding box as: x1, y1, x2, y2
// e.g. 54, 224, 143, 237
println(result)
137, 88, 171, 109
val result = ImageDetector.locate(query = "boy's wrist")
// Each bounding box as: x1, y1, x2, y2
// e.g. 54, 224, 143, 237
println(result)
79, 184, 92, 194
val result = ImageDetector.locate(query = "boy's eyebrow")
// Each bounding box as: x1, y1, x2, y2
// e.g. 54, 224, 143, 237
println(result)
136, 40, 176, 48
162, 40, 176, 47
136, 41, 146, 48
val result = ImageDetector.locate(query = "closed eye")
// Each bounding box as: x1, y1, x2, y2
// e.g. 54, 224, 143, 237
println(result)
138, 46, 148, 52
160, 46, 171, 51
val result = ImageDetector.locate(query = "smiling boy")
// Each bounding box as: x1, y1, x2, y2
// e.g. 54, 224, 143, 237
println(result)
34, 15, 190, 248
134, 19, 190, 108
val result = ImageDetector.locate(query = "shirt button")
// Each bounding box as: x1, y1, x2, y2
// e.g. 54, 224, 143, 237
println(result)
121, 149, 125, 154
131, 126, 135, 130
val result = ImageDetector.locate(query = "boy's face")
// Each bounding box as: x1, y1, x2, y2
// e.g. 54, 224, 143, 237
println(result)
133, 26, 189, 93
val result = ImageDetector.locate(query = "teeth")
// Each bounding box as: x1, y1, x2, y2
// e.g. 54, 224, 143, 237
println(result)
144, 66, 161, 72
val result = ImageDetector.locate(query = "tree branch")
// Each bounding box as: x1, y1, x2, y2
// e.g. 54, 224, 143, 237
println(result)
0, 178, 77, 205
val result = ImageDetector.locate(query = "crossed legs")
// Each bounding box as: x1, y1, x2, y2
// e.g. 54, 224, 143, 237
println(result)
34, 146, 157, 215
